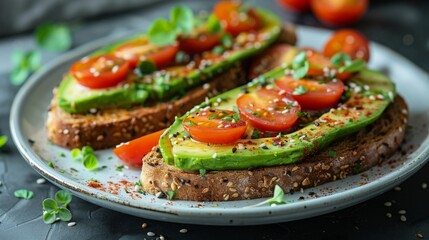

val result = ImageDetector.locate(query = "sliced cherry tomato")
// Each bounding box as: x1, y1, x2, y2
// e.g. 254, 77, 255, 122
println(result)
311, 0, 368, 26
113, 129, 165, 168
249, 44, 296, 79
275, 76, 344, 110
115, 38, 178, 68
179, 33, 221, 55
323, 29, 370, 61
277, 0, 311, 12
237, 88, 300, 132
304, 49, 352, 81
70, 54, 130, 89
214, 1, 261, 36
183, 109, 247, 144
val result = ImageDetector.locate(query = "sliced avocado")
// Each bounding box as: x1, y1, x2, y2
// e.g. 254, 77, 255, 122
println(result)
58, 8, 282, 114
57, 75, 148, 113
159, 66, 396, 171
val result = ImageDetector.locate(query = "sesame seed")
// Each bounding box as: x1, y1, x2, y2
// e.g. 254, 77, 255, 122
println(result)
398, 210, 407, 214
147, 232, 155, 237
142, 223, 148, 229
67, 222, 76, 227
212, 153, 217, 159
394, 186, 401, 191
400, 215, 407, 222
237, 144, 245, 150
416, 233, 424, 239
36, 178, 46, 184
386, 213, 392, 218
160, 235, 165, 240
422, 182, 427, 189
179, 228, 188, 233
384, 201, 392, 207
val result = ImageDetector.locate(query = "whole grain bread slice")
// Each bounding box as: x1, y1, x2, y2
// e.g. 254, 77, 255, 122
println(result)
46, 24, 297, 150
140, 95, 408, 201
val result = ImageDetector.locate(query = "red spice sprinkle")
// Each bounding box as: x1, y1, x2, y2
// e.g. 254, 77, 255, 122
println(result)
87, 181, 102, 188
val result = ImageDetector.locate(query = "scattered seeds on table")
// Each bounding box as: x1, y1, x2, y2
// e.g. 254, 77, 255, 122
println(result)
394, 186, 401, 191
179, 228, 188, 233
159, 235, 165, 240
142, 223, 148, 229
384, 201, 392, 207
386, 213, 392, 218
398, 210, 406, 215
416, 233, 424, 239
36, 178, 46, 184
422, 183, 427, 189
147, 231, 155, 237
400, 215, 407, 222
67, 222, 76, 227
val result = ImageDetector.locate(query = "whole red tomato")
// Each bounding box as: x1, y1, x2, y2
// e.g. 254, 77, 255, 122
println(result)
277, 0, 311, 12
311, 0, 368, 25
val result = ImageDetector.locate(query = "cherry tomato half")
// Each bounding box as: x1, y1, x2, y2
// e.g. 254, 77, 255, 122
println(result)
277, 0, 311, 12
305, 49, 352, 81
214, 1, 261, 36
311, 0, 368, 26
70, 54, 130, 89
249, 44, 296, 79
275, 76, 344, 110
115, 38, 179, 68
323, 29, 370, 61
183, 109, 247, 144
113, 129, 165, 168
237, 88, 301, 132
179, 33, 221, 55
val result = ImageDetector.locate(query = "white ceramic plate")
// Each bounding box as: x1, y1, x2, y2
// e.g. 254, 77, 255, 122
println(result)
10, 26, 429, 226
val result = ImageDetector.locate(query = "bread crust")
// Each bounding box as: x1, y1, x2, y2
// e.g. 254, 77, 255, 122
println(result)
140, 95, 408, 201
46, 24, 297, 150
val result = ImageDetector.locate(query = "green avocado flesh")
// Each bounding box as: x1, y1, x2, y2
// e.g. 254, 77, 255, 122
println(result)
159, 66, 396, 171
57, 8, 282, 114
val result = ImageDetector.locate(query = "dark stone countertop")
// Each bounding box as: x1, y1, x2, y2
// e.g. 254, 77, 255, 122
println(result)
1, 0, 428, 239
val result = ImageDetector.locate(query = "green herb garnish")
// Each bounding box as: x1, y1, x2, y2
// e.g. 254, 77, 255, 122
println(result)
167, 190, 176, 200
208, 114, 218, 120
137, 60, 157, 75
10, 50, 41, 85
246, 185, 286, 207
35, 23, 72, 51
207, 15, 222, 34
251, 128, 260, 139
185, 120, 197, 127
328, 150, 337, 158
42, 190, 72, 224
83, 154, 98, 170
71, 146, 99, 171
14, 189, 34, 199
116, 165, 125, 172
221, 34, 234, 48
170, 6, 194, 33
293, 85, 307, 95
291, 51, 309, 79
339, 59, 366, 73
48, 161, 55, 168
0, 135, 7, 149
331, 53, 351, 67
148, 19, 176, 46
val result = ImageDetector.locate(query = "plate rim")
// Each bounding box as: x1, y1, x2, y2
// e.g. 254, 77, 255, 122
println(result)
9, 25, 429, 225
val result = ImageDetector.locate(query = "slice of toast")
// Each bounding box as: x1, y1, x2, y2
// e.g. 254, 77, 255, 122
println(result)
46, 24, 297, 150
140, 95, 408, 201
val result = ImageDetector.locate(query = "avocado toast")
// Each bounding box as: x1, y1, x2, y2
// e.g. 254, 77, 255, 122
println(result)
140, 45, 408, 201
46, 3, 297, 150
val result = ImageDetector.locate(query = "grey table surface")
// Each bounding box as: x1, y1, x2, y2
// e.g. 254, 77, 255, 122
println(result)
1, 0, 429, 239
